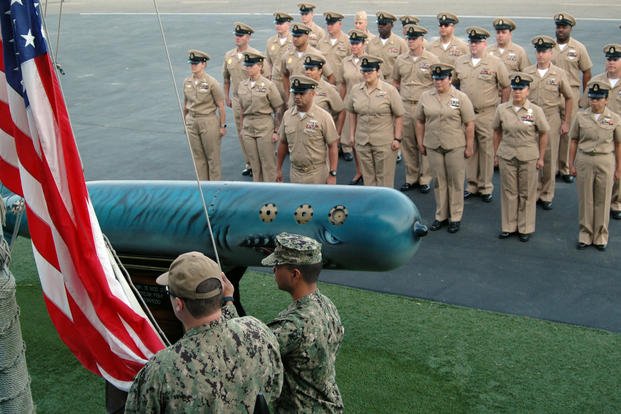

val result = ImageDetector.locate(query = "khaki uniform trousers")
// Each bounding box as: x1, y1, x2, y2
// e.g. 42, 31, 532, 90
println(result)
466, 107, 495, 195
356, 142, 397, 187
428, 146, 466, 222
403, 102, 432, 186
575, 152, 614, 245
185, 113, 221, 181
232, 96, 250, 165
242, 116, 276, 182
499, 157, 538, 234
340, 113, 354, 155
558, 86, 580, 175
538, 110, 562, 202
610, 178, 621, 213
290, 163, 328, 184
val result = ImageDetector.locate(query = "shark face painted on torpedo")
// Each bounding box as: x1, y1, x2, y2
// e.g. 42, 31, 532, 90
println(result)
3, 181, 427, 271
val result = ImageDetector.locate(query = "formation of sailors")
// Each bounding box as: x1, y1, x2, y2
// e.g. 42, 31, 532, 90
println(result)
182, 5, 621, 249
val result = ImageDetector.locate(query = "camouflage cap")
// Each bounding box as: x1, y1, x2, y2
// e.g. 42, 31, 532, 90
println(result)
493, 17, 516, 31
261, 233, 323, 266
156, 251, 223, 300
188, 49, 209, 63
554, 12, 576, 27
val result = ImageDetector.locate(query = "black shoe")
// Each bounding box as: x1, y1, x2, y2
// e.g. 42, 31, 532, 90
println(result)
611, 210, 621, 220
595, 244, 607, 251
481, 193, 493, 203
576, 242, 588, 250
540, 201, 553, 210
498, 231, 513, 239
429, 219, 448, 231
518, 233, 530, 242
241, 167, 252, 176
562, 174, 575, 183
400, 182, 418, 191
419, 184, 431, 194
349, 176, 363, 185
447, 221, 460, 233
464, 190, 475, 200
396, 153, 402, 163
343, 152, 354, 162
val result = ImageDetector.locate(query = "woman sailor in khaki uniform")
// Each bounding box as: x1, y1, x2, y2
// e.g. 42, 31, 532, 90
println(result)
238, 51, 284, 182
345, 55, 404, 187
416, 64, 475, 234
493, 73, 549, 242
569, 80, 621, 251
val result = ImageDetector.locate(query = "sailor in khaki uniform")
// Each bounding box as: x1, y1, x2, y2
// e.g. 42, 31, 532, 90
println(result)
183, 50, 227, 181
281, 23, 335, 104
455, 27, 511, 202
345, 56, 405, 187
552, 12, 593, 182
223, 23, 262, 177
569, 80, 621, 250
392, 24, 439, 194
524, 35, 573, 210
238, 52, 284, 182
586, 45, 621, 219
298, 3, 325, 48
493, 73, 550, 242
416, 64, 475, 234
366, 11, 407, 84
487, 18, 530, 72
338, 29, 368, 183
428, 12, 468, 66
353, 10, 375, 41
399, 16, 428, 49
277, 76, 339, 184
317, 12, 351, 86
266, 12, 294, 103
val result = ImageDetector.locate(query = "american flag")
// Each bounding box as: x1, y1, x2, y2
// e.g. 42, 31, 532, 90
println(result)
0, 0, 165, 391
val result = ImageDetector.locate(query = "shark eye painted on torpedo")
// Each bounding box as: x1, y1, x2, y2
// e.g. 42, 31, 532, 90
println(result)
328, 205, 348, 226
259, 203, 278, 223
322, 229, 342, 245
294, 204, 314, 224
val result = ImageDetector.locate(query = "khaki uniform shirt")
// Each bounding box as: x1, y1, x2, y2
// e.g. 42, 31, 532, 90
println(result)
493, 100, 550, 161
339, 55, 364, 94
488, 41, 531, 72
415, 86, 475, 150
392, 50, 440, 103
223, 46, 263, 97
288, 79, 344, 115
266, 34, 293, 81
569, 107, 621, 153
279, 103, 339, 170
583, 73, 621, 115
345, 79, 405, 145
366, 33, 408, 83
552, 38, 593, 90
524, 64, 573, 114
281, 46, 334, 79
318, 31, 351, 84
183, 72, 224, 116
238, 76, 283, 116
307, 21, 326, 48
454, 51, 510, 110
125, 316, 283, 413
428, 36, 469, 66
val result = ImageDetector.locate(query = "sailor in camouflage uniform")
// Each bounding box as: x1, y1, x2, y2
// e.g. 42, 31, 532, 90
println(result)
223, 233, 345, 413
125, 252, 283, 413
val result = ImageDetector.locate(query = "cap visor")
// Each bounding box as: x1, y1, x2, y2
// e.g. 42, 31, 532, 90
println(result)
261, 253, 279, 266
155, 272, 169, 286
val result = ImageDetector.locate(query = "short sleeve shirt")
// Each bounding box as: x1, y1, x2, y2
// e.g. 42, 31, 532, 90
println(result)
569, 107, 621, 153
282, 46, 334, 79
238, 76, 284, 116
287, 79, 344, 115
487, 41, 531, 72
428, 36, 469, 66
339, 55, 364, 94
307, 21, 326, 48
493, 100, 550, 161
552, 38, 593, 90
392, 50, 440, 102
223, 46, 263, 96
183, 72, 224, 116
345, 80, 405, 145
366, 33, 408, 83
586, 73, 621, 115
317, 32, 352, 84
454, 52, 510, 110
266, 34, 293, 80
524, 64, 573, 114
415, 86, 475, 149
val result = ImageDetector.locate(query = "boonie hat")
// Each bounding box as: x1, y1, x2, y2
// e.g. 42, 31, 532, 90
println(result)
156, 251, 222, 300
261, 232, 323, 266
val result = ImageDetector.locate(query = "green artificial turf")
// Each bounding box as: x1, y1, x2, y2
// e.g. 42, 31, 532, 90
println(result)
7, 237, 621, 413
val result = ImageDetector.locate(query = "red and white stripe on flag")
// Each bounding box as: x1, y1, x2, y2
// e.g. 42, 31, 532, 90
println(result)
0, 1, 165, 391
